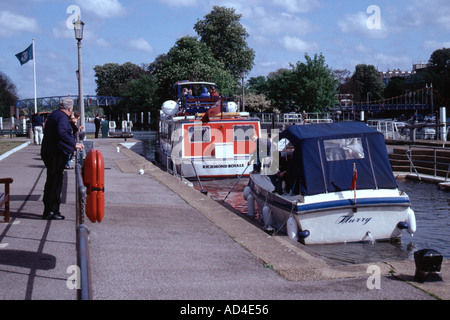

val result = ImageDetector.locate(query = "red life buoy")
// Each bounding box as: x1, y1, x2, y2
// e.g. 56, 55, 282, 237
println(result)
83, 149, 105, 223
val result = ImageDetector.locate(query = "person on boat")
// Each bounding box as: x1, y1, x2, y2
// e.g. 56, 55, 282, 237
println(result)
248, 133, 271, 173
210, 85, 219, 97
200, 86, 210, 98
268, 150, 289, 195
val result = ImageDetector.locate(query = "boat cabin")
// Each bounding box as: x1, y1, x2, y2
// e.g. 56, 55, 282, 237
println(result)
278, 122, 398, 196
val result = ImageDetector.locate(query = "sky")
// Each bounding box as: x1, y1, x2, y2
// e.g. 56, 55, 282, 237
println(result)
1, 0, 449, 101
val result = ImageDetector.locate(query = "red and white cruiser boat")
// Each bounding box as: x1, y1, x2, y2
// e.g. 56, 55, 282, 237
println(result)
156, 81, 261, 179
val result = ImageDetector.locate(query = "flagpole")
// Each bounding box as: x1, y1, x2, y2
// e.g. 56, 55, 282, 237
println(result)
32, 39, 37, 114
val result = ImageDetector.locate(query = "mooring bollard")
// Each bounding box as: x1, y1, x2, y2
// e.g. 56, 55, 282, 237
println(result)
414, 249, 443, 283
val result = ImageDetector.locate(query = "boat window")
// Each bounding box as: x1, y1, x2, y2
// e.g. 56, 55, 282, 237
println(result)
188, 126, 211, 143
324, 137, 365, 161
233, 125, 255, 141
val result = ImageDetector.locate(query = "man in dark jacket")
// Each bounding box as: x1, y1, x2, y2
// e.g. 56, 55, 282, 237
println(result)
94, 114, 101, 138
41, 97, 84, 220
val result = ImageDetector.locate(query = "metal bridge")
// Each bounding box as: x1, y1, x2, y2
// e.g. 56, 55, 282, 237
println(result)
16, 95, 122, 111
338, 86, 445, 114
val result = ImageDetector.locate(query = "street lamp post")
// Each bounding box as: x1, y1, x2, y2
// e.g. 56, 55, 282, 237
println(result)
240, 70, 245, 112
74, 16, 85, 132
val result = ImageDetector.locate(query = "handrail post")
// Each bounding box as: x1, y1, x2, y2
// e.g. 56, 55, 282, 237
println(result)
74, 146, 92, 300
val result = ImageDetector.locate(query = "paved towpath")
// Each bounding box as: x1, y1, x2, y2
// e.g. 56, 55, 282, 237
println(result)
0, 138, 447, 301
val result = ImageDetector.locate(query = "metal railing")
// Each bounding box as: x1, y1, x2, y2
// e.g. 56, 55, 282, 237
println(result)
251, 112, 333, 124
74, 146, 93, 300
405, 145, 450, 182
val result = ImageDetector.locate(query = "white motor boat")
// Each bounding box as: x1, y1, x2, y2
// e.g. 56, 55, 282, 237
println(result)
244, 122, 416, 245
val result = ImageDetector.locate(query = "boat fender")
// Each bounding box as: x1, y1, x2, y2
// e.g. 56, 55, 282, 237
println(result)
161, 100, 179, 116
247, 194, 255, 218
83, 149, 105, 223
406, 208, 416, 235
243, 186, 251, 201
397, 222, 409, 230
262, 205, 272, 227
298, 230, 310, 239
286, 216, 298, 241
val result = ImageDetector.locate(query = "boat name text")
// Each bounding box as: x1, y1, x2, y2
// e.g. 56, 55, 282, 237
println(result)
336, 215, 372, 225
203, 164, 244, 169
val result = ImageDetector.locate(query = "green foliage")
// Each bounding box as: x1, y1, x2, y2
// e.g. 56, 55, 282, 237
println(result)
0, 71, 18, 117
428, 48, 450, 104
94, 62, 145, 97
120, 74, 158, 113
351, 64, 384, 102
194, 6, 255, 80
267, 54, 337, 112
154, 36, 236, 101
247, 76, 269, 94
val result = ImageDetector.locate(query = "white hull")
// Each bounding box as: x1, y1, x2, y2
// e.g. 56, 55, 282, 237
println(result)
247, 174, 416, 245
158, 150, 250, 178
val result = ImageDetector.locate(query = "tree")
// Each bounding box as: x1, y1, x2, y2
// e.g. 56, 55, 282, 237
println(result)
154, 36, 236, 102
0, 71, 18, 117
241, 93, 272, 113
247, 76, 269, 94
350, 64, 384, 102
428, 48, 450, 104
94, 62, 145, 97
194, 6, 255, 80
267, 54, 337, 112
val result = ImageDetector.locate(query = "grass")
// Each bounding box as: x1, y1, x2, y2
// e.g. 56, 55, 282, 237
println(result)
0, 139, 27, 156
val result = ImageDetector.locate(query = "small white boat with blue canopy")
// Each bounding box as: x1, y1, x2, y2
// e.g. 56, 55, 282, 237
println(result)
244, 122, 416, 245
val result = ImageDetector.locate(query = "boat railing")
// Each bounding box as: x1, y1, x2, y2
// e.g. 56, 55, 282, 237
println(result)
367, 120, 406, 140
251, 112, 333, 124
181, 96, 226, 114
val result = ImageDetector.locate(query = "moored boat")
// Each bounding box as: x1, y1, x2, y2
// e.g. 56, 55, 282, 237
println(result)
244, 122, 416, 244
156, 81, 262, 179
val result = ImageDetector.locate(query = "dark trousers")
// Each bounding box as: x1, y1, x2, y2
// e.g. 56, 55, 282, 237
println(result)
42, 152, 67, 214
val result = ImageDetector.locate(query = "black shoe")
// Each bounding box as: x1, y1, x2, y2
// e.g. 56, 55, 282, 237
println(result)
43, 211, 65, 220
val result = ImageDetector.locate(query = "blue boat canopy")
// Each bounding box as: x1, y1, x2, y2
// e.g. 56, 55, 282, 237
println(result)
279, 122, 398, 196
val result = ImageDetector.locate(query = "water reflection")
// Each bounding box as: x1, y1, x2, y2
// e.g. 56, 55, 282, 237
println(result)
136, 132, 449, 265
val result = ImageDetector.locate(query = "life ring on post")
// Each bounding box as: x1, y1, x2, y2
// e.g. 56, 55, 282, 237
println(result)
83, 149, 105, 223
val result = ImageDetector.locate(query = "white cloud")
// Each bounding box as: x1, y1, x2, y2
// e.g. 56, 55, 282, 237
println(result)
75, 0, 126, 18
423, 40, 450, 51
337, 11, 388, 40
404, 0, 450, 30
271, 0, 321, 13
281, 36, 319, 53
158, 0, 199, 7
96, 38, 111, 48
129, 38, 153, 53
249, 8, 319, 36
0, 11, 39, 37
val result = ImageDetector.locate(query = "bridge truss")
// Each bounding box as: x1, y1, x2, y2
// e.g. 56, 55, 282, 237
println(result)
16, 95, 122, 112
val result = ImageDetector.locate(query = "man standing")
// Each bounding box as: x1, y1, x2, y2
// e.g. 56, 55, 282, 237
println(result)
41, 97, 84, 220
94, 114, 101, 138
31, 112, 44, 145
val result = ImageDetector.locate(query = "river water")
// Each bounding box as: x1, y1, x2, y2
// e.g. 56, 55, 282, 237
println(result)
136, 131, 449, 265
